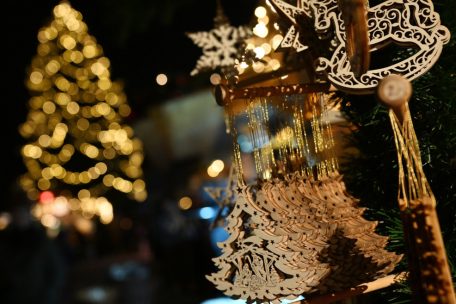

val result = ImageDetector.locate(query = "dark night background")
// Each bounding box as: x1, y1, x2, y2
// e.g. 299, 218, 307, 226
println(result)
1, 1, 257, 303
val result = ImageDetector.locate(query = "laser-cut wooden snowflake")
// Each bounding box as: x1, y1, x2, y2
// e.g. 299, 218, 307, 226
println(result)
186, 4, 251, 76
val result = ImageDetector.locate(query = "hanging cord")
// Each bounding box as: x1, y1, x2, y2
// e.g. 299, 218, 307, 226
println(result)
379, 74, 456, 303
388, 103, 434, 210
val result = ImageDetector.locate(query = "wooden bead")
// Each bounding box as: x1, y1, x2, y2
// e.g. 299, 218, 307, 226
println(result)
377, 74, 412, 109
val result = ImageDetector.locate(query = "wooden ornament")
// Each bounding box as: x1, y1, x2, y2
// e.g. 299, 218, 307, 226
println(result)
269, 0, 450, 94
214, 83, 332, 106
377, 74, 412, 123
207, 173, 402, 303
186, 1, 251, 76
337, 0, 370, 77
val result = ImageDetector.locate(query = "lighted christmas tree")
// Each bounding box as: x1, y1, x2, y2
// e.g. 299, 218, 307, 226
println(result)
18, 1, 147, 228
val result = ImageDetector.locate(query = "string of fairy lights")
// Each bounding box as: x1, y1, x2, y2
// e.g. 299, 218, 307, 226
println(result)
18, 2, 147, 230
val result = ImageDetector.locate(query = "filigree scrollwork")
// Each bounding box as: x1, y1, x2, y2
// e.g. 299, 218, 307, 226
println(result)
270, 0, 450, 94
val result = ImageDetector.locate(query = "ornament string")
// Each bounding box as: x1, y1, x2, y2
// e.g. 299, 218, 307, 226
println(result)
384, 88, 456, 303
388, 104, 434, 210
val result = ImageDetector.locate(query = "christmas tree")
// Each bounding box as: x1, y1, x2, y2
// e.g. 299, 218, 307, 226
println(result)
18, 1, 147, 227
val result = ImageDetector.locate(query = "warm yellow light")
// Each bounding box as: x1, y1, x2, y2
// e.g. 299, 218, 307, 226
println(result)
253, 23, 268, 38
79, 172, 91, 183
46, 27, 58, 40
96, 102, 110, 116
37, 43, 51, 56
239, 61, 249, 69
133, 179, 146, 192
178, 197, 193, 210
125, 166, 139, 178
78, 189, 91, 199
207, 159, 224, 178
270, 59, 281, 70
254, 47, 266, 59
23, 144, 43, 159
255, 6, 267, 18
207, 167, 219, 178
55, 93, 71, 105
60, 35, 76, 50
84, 145, 99, 159
53, 123, 68, 141
83, 45, 97, 58
105, 93, 119, 106
271, 34, 283, 50
59, 144, 74, 161
42, 167, 53, 179
42, 101, 56, 114
103, 148, 116, 159
45, 60, 61, 75
119, 104, 131, 117
252, 61, 265, 73
95, 162, 108, 175
91, 62, 106, 76
156, 73, 168, 86
74, 217, 94, 235
98, 79, 112, 90
41, 214, 59, 228
261, 43, 272, 55
212, 159, 225, 172
88, 167, 100, 179
0, 213, 11, 231
130, 153, 144, 166
54, 3, 71, 18
67, 101, 80, 114
98, 57, 111, 68
38, 178, 51, 190
52, 197, 69, 217
258, 16, 270, 25
77, 118, 89, 131
70, 51, 84, 63
103, 174, 115, 186
30, 71, 43, 84
98, 199, 113, 224
210, 73, 222, 85
134, 191, 147, 202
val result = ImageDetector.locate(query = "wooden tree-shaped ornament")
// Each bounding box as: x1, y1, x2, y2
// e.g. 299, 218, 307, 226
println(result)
207, 91, 402, 303
19, 1, 147, 225
208, 185, 326, 302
